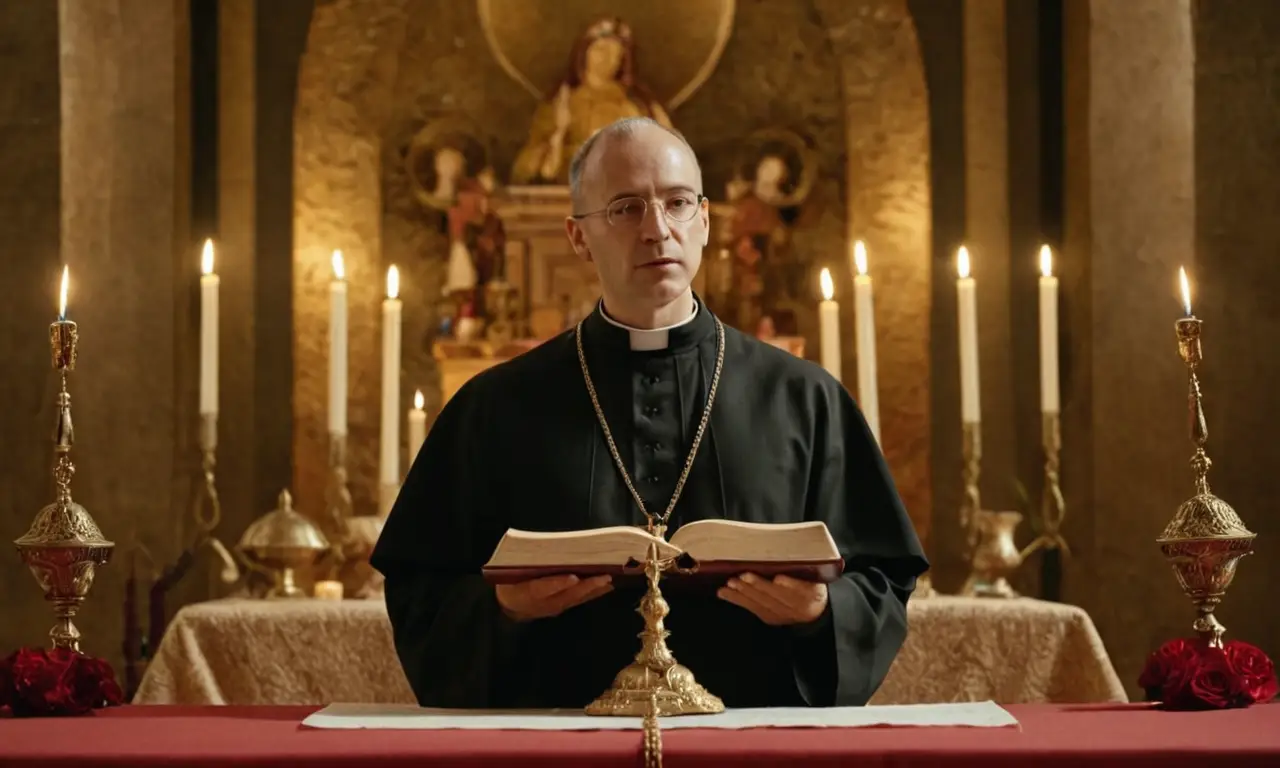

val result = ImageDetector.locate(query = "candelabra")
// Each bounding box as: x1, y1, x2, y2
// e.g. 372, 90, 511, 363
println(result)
1157, 314, 1254, 647
14, 313, 114, 651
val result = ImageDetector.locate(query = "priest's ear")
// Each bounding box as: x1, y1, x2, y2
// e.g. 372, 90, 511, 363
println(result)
565, 216, 593, 263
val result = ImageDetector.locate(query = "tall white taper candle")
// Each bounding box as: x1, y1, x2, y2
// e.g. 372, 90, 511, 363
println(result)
199, 239, 219, 416
956, 246, 980, 423
851, 241, 880, 443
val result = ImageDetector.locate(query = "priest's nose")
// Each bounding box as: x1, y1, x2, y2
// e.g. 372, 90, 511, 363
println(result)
638, 203, 671, 243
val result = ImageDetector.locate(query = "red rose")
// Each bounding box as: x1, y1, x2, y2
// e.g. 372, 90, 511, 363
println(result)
1138, 638, 1202, 703
70, 654, 124, 710
9, 648, 78, 716
1223, 641, 1279, 704
1, 647, 124, 717
1189, 648, 1244, 709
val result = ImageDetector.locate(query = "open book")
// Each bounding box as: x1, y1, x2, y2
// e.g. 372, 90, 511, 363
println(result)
481, 519, 843, 585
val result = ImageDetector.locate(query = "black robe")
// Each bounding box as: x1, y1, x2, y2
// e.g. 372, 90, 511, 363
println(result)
371, 299, 928, 709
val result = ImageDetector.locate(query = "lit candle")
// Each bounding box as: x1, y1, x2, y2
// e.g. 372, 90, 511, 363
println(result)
59, 265, 68, 320
1038, 245, 1060, 413
380, 266, 402, 490
956, 246, 980, 424
1179, 266, 1193, 317
199, 239, 219, 416
818, 267, 842, 382
408, 389, 426, 462
851, 241, 880, 444
329, 251, 348, 436
313, 580, 343, 600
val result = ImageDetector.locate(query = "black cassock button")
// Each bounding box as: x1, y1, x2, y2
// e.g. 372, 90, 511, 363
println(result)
646, 375, 661, 385
644, 405, 659, 416
647, 442, 660, 453
647, 475, 660, 484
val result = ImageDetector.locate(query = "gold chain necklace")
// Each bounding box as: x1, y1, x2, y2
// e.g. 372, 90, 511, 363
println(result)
575, 315, 725, 538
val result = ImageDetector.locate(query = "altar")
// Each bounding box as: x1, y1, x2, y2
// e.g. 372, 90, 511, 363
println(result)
131, 595, 1126, 707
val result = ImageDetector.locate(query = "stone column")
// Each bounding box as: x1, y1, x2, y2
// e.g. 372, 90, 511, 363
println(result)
1061, 0, 1196, 696
962, 0, 1019, 518
815, 0, 934, 548
57, 0, 194, 662
0, 0, 63, 657
1190, 0, 1280, 658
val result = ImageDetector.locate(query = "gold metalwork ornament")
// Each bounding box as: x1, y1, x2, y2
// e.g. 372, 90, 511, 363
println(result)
575, 312, 726, 719
1157, 316, 1254, 648
1023, 412, 1070, 558
193, 413, 240, 584
584, 541, 725, 719
236, 490, 331, 598
15, 319, 114, 652
959, 421, 982, 552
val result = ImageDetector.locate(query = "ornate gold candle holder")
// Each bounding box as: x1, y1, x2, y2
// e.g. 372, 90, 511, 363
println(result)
1156, 314, 1254, 647
14, 316, 114, 651
586, 541, 723, 717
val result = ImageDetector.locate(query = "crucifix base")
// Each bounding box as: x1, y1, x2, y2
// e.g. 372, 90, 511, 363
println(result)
585, 542, 724, 717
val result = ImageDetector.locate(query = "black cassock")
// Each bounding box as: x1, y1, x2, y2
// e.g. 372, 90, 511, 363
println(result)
371, 299, 928, 709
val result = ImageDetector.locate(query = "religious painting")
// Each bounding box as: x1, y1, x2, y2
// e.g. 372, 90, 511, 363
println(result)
477, 0, 735, 184
722, 127, 818, 338
404, 118, 510, 341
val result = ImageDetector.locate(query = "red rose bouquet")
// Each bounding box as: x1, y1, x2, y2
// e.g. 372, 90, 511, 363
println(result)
0, 647, 125, 717
1139, 637, 1278, 710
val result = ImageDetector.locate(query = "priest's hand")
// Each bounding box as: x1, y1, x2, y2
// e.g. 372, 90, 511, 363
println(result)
495, 574, 613, 622
717, 572, 828, 626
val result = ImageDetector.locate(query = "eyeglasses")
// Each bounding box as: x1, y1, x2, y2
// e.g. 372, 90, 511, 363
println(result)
572, 193, 705, 227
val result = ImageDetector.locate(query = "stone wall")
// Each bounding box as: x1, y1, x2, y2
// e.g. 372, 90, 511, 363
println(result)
292, 0, 936, 543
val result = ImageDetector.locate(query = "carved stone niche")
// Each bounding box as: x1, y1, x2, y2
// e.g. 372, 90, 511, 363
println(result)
433, 184, 743, 407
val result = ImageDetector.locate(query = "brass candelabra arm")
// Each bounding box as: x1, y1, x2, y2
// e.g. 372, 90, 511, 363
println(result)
1022, 412, 1070, 559
961, 421, 983, 552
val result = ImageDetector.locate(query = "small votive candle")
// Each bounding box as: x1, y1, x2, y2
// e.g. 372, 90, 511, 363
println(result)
314, 580, 344, 600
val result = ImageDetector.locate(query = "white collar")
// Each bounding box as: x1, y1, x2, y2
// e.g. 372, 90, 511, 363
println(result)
599, 297, 699, 351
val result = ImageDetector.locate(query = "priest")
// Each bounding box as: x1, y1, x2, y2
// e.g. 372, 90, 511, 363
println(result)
372, 117, 928, 709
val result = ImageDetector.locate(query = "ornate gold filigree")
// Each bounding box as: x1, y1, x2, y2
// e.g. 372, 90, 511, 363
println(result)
1157, 316, 1255, 647
15, 319, 114, 651
585, 542, 724, 718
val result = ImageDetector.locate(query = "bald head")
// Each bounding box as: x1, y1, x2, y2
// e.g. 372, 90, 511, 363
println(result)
568, 117, 703, 210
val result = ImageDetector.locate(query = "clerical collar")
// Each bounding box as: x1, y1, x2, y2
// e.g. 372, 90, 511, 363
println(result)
583, 294, 716, 355
599, 299, 699, 351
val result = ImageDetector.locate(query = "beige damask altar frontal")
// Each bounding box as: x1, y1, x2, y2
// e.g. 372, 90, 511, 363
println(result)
132, 596, 1126, 707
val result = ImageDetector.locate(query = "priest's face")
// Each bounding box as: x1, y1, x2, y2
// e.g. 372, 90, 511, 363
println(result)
566, 124, 709, 324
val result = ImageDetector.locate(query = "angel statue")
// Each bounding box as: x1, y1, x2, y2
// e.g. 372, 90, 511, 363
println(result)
511, 17, 673, 185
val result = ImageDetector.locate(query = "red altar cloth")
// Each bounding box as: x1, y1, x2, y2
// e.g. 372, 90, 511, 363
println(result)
1, 703, 1278, 767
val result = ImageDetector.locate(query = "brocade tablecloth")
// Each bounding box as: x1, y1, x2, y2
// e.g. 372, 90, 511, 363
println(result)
132, 595, 1127, 706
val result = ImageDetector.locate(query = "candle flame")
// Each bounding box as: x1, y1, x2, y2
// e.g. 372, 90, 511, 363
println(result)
58, 265, 68, 320
1039, 245, 1052, 277
414, 389, 424, 411
1179, 266, 1192, 316
332, 250, 345, 280
957, 246, 971, 279
386, 265, 400, 299
819, 267, 834, 301
854, 241, 868, 276
201, 239, 215, 276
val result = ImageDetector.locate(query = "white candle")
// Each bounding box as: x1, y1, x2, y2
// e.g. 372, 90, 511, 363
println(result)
818, 267, 842, 382
313, 580, 343, 600
199, 239, 219, 416
408, 389, 426, 462
380, 265, 402, 487
956, 246, 981, 424
852, 241, 880, 444
1038, 245, 1060, 414
329, 251, 348, 436
1179, 266, 1193, 317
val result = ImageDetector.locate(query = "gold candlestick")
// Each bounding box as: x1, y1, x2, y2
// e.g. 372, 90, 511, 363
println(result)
14, 315, 115, 651
1157, 314, 1254, 647
585, 541, 724, 717
1022, 413, 1071, 558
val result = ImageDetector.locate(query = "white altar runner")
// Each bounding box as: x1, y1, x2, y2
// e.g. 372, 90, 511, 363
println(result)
302, 701, 1019, 730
